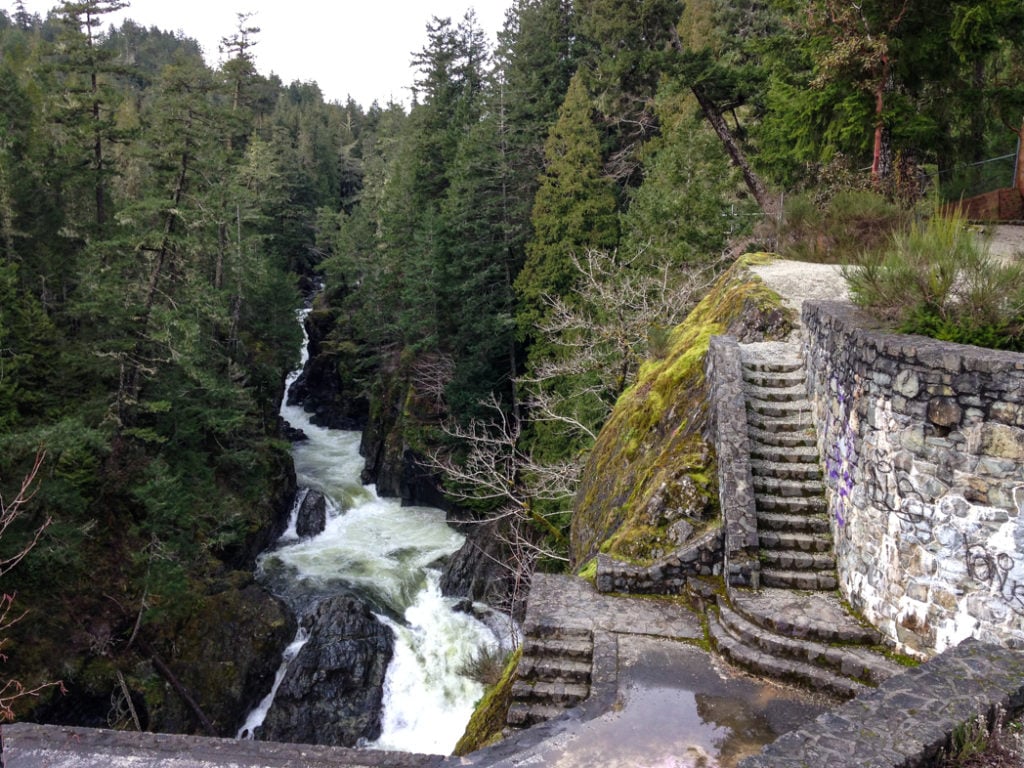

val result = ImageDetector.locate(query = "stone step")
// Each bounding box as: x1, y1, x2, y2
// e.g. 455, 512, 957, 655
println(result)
731, 588, 884, 645
757, 511, 831, 534
747, 425, 817, 449
745, 410, 814, 433
749, 442, 820, 465
516, 656, 592, 685
742, 359, 803, 375
746, 398, 813, 419
717, 604, 901, 687
742, 369, 806, 390
743, 383, 807, 403
752, 476, 825, 497
750, 459, 822, 482
760, 568, 838, 591
506, 702, 569, 728
760, 549, 836, 572
521, 635, 593, 662
708, 612, 866, 699
523, 623, 594, 643
756, 494, 827, 515
759, 530, 833, 552
511, 679, 589, 707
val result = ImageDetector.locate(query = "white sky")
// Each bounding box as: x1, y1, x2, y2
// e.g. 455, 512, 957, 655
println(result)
13, 0, 513, 107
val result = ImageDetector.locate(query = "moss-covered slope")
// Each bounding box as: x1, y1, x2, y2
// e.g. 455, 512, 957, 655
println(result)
570, 256, 794, 567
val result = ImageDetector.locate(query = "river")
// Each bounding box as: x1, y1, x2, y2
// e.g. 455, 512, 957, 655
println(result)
237, 309, 513, 754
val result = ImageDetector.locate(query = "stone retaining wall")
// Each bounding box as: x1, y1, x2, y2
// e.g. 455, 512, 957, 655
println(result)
594, 529, 724, 594
706, 335, 760, 588
740, 638, 1024, 768
803, 301, 1024, 657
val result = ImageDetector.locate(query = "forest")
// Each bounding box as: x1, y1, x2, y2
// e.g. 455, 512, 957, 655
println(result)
0, 0, 1022, 738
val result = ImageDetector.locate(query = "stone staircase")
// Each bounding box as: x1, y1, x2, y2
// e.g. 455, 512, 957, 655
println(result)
741, 346, 837, 590
707, 589, 905, 699
506, 625, 593, 729
703, 342, 904, 698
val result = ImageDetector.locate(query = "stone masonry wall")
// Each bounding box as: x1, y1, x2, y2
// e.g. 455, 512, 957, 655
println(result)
803, 300, 1024, 657
595, 529, 724, 594
706, 335, 760, 588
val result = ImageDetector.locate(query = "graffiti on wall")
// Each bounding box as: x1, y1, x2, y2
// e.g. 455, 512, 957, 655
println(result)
861, 396, 1024, 621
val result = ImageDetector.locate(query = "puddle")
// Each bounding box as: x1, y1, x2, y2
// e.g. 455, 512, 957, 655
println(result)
502, 636, 833, 768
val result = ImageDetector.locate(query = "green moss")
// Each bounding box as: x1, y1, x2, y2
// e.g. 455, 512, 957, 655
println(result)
576, 558, 598, 582
453, 646, 522, 756
570, 256, 793, 566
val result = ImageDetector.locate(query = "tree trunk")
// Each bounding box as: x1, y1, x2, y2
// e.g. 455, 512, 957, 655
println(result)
669, 28, 778, 218
689, 83, 777, 218
1015, 118, 1024, 199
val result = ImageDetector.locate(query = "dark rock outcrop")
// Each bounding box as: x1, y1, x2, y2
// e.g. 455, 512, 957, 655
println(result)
256, 595, 393, 747
441, 520, 520, 616
294, 489, 327, 538
149, 582, 297, 736
286, 308, 370, 431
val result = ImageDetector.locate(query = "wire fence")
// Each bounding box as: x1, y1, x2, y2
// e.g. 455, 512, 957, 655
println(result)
928, 152, 1018, 202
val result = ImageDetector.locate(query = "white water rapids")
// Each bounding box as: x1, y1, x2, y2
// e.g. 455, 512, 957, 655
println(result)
237, 309, 513, 754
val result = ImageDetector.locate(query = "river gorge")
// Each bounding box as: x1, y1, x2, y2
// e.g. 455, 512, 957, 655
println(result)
236, 308, 514, 754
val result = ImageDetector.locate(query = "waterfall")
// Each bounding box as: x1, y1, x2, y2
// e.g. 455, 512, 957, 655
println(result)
238, 307, 513, 754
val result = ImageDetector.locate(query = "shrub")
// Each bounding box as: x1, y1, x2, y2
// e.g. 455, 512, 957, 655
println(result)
844, 208, 1024, 351
779, 189, 904, 264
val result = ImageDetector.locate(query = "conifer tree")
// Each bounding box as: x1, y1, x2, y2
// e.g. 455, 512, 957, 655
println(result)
515, 71, 618, 341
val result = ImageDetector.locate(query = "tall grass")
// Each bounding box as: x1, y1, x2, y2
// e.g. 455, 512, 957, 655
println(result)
844, 208, 1024, 350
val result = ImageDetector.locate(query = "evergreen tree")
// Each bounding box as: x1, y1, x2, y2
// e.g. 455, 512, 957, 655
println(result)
515, 71, 619, 342
52, 0, 131, 230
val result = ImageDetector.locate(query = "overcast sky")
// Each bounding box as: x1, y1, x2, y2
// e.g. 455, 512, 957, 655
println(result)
13, 0, 513, 107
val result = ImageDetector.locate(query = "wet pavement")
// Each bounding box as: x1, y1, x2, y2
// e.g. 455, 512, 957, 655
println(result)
483, 635, 833, 768
473, 575, 836, 768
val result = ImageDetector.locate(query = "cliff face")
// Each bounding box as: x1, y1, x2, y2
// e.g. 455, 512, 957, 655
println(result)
571, 256, 794, 567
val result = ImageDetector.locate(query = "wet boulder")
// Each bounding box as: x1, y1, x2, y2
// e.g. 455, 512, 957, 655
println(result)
294, 490, 327, 539
256, 595, 393, 747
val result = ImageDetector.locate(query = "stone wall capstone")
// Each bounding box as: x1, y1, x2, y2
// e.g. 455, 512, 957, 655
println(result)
803, 300, 1024, 657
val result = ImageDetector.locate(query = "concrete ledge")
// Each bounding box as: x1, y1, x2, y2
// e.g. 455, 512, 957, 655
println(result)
0, 723, 444, 767
739, 638, 1024, 768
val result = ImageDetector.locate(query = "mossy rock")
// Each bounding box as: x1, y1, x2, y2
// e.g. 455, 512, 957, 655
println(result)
453, 646, 522, 756
570, 256, 793, 566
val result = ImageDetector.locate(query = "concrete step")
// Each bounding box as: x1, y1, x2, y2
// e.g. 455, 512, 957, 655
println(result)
511, 679, 589, 707
717, 604, 902, 687
750, 459, 821, 482
708, 612, 866, 699
760, 549, 836, 571
521, 635, 593, 662
756, 494, 827, 515
516, 656, 592, 685
746, 398, 813, 419
760, 568, 838, 591
747, 425, 817, 449
749, 443, 820, 464
742, 369, 806, 390
757, 511, 831, 534
759, 530, 833, 552
506, 701, 569, 728
743, 383, 807, 403
752, 476, 825, 497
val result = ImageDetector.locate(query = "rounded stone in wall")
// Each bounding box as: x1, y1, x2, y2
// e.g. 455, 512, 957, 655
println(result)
927, 397, 962, 428
895, 369, 921, 398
